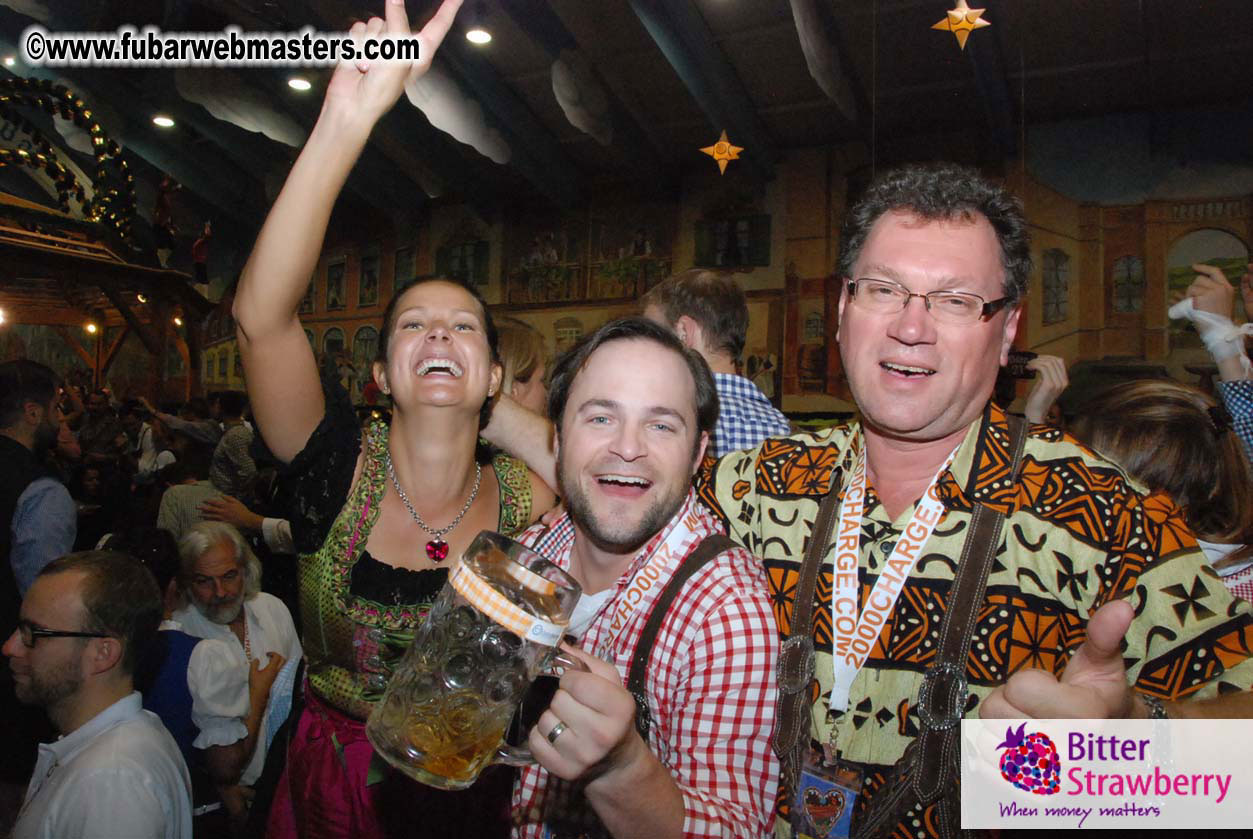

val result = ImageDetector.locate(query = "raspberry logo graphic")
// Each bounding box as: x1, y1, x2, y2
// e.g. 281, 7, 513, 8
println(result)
996, 723, 1061, 795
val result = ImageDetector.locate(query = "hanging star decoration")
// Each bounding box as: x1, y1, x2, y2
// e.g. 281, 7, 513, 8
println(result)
932, 0, 991, 50
700, 130, 742, 175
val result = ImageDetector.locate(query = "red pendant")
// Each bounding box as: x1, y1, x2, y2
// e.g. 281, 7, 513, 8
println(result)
426, 539, 450, 562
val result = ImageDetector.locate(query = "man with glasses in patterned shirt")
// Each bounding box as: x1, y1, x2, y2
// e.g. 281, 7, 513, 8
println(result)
3, 551, 191, 838
697, 162, 1253, 838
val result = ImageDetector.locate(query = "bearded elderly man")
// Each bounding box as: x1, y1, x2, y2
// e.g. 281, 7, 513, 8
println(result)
695, 163, 1253, 838
172, 521, 300, 814
514, 317, 779, 839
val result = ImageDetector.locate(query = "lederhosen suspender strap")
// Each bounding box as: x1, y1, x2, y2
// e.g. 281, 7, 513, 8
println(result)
857, 414, 1028, 839
627, 533, 737, 739
548, 533, 738, 839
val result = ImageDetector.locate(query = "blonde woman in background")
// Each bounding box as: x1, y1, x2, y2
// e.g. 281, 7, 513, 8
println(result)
495, 316, 549, 415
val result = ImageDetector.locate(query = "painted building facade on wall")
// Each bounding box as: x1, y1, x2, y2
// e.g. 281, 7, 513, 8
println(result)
197, 144, 1249, 415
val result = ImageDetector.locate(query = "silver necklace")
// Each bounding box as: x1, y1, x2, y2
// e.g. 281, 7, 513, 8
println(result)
386, 453, 482, 563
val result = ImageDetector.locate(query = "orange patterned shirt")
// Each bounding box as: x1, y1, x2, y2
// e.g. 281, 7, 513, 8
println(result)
698, 402, 1253, 836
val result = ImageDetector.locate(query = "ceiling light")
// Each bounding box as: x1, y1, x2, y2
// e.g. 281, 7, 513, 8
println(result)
287, 77, 311, 91
152, 115, 175, 128
0, 308, 6, 324
3, 56, 15, 68
173, 316, 183, 326
465, 2, 491, 44
85, 322, 98, 334
136, 293, 147, 303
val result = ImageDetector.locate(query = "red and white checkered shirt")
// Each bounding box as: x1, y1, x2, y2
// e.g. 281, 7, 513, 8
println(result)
1218, 556, 1253, 603
512, 491, 779, 839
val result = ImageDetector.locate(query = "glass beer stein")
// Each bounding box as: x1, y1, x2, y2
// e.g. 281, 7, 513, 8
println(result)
365, 530, 583, 790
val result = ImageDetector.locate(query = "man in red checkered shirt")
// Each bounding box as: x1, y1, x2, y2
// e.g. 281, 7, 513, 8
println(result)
513, 317, 779, 839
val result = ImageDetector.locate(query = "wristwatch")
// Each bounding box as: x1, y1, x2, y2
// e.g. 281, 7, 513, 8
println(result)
1138, 693, 1169, 719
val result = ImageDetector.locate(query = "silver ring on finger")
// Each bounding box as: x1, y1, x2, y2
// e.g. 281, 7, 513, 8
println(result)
545, 720, 567, 745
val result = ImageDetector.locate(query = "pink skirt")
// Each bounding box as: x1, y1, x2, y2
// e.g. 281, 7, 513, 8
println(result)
265, 687, 513, 839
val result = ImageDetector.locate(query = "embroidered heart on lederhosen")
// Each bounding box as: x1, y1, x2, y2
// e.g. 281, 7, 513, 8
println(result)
803, 786, 846, 837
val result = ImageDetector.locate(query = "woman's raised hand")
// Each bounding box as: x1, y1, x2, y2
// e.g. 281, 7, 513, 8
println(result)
322, 0, 463, 127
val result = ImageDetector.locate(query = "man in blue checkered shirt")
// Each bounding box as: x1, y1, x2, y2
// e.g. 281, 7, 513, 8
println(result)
642, 270, 792, 457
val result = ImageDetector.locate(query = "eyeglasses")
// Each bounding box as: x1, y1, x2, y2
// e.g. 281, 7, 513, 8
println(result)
846, 278, 1014, 325
15, 620, 110, 649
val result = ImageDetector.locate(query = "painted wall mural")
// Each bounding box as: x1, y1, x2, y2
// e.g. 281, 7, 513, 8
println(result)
1166, 228, 1249, 345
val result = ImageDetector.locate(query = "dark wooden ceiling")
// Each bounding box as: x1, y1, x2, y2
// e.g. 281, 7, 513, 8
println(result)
0, 0, 1248, 255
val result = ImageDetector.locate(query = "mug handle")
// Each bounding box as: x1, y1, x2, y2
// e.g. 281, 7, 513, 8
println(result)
495, 650, 590, 767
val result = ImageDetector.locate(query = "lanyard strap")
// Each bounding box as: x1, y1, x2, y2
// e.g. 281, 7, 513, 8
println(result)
828, 444, 958, 711
587, 495, 706, 659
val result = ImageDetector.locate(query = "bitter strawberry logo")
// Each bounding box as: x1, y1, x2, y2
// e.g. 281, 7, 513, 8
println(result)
997, 723, 1061, 795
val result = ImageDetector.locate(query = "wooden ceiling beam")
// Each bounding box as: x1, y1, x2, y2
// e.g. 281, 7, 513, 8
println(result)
499, 0, 671, 180
299, 0, 515, 211
98, 323, 131, 370
439, 37, 582, 207
246, 69, 421, 213
788, 0, 860, 131
964, 10, 1018, 159
99, 282, 162, 356
50, 325, 95, 367
0, 240, 215, 318
628, 0, 778, 181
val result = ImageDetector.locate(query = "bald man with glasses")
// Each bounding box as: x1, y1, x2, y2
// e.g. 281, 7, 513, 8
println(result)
3, 552, 192, 839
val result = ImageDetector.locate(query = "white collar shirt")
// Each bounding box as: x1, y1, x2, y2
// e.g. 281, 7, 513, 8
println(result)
171, 592, 302, 785
13, 692, 192, 839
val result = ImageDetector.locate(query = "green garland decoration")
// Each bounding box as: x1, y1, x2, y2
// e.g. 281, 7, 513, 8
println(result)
0, 77, 137, 239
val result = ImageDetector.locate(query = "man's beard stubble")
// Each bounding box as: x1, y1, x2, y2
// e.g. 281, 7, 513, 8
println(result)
14, 655, 83, 709
559, 459, 689, 557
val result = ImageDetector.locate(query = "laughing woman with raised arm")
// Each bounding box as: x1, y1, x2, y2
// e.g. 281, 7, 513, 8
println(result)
232, 2, 554, 836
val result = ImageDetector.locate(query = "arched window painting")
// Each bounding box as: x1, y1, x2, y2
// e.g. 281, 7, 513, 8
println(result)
326, 262, 346, 311
1166, 228, 1249, 342
803, 310, 824, 341
395, 246, 417, 293
359, 248, 380, 307
322, 327, 346, 384
797, 299, 826, 391
1042, 249, 1070, 324
299, 281, 315, 314
352, 326, 380, 400
554, 317, 583, 355
1111, 256, 1144, 313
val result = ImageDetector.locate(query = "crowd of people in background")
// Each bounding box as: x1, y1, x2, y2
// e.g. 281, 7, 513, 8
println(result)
3, 2, 1253, 839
